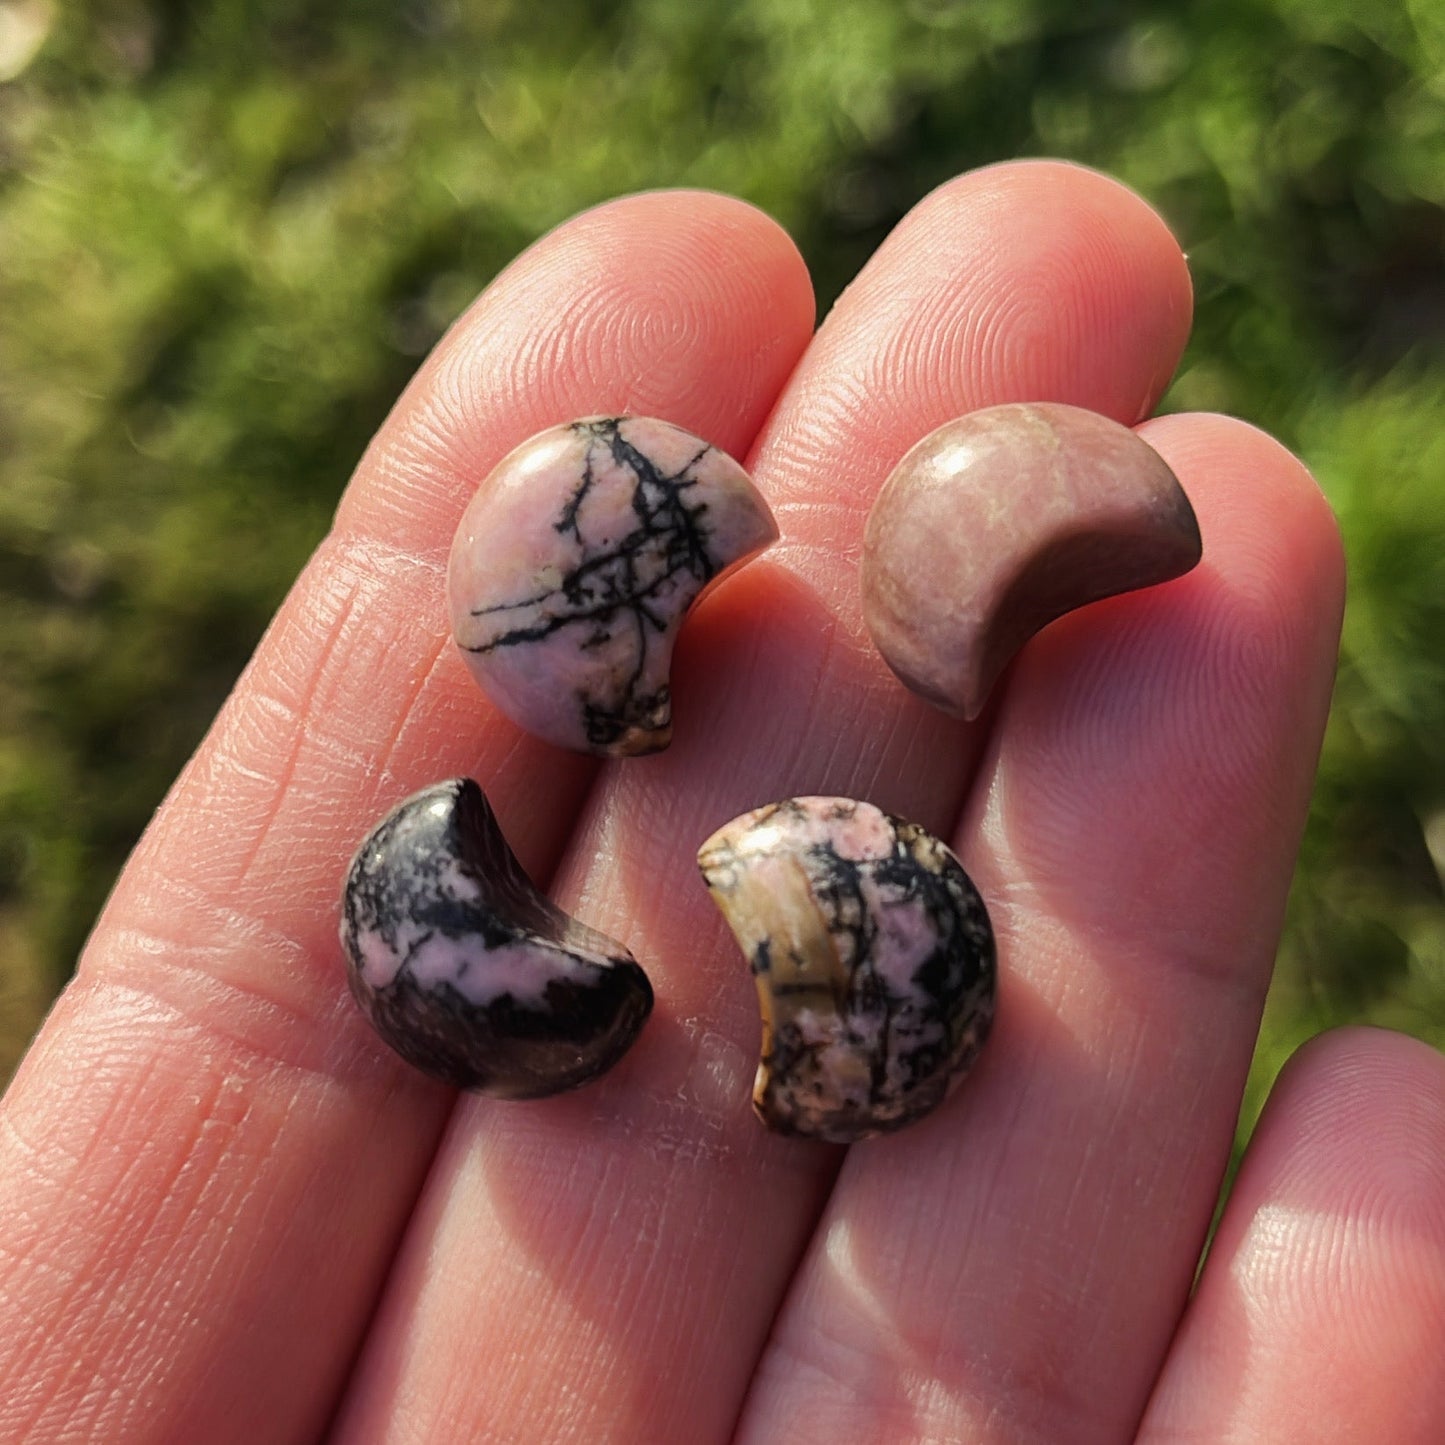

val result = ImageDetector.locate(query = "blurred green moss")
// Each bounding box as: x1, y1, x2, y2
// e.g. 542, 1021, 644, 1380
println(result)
2, 1, 1443, 1118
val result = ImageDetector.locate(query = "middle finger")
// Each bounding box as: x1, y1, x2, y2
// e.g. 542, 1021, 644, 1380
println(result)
331, 162, 1192, 1444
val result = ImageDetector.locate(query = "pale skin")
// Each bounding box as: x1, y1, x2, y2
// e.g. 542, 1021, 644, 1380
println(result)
2, 162, 1443, 1444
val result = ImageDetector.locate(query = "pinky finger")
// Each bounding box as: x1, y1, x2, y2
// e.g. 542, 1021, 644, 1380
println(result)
1138, 1027, 1445, 1444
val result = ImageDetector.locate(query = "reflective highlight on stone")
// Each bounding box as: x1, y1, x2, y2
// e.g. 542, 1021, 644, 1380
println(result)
449, 416, 778, 755
340, 779, 652, 1097
698, 797, 996, 1142
862, 402, 1202, 720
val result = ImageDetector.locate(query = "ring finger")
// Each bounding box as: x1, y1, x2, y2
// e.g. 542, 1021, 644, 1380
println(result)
736, 413, 1344, 1443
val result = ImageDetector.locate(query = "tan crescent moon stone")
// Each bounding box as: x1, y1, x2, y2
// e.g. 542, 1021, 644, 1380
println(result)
862, 402, 1203, 720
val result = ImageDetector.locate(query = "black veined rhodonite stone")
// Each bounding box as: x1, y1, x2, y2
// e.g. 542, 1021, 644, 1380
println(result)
698, 797, 996, 1143
340, 779, 652, 1097
447, 415, 778, 756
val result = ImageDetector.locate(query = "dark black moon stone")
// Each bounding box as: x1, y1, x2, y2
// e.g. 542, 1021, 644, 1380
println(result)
339, 778, 652, 1097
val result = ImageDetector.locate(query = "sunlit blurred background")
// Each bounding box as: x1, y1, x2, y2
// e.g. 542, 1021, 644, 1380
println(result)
3, 1, 1443, 1152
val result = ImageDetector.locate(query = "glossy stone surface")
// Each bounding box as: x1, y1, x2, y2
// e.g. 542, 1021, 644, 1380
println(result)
449, 416, 778, 755
862, 402, 1202, 719
340, 779, 652, 1097
698, 797, 996, 1142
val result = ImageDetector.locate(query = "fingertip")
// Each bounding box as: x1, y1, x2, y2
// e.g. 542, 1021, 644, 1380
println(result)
1230, 1025, 1445, 1378
514, 189, 816, 436
343, 188, 816, 553
1142, 1027, 1445, 1443
1221, 1027, 1445, 1356
1258, 1027, 1445, 1222
1139, 411, 1346, 626
869, 159, 1193, 424
1140, 414, 1347, 771
760, 160, 1198, 591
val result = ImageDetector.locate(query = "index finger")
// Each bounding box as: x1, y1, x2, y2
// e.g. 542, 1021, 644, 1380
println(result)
0, 192, 813, 1445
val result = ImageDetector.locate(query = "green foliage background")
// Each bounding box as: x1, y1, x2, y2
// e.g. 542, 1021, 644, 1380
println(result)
3, 0, 1443, 1145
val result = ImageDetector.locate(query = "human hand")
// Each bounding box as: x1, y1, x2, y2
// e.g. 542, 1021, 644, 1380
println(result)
3, 163, 1438, 1444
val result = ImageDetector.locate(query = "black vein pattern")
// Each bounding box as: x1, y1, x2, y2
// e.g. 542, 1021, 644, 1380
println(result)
340, 778, 652, 1098
464, 417, 732, 754
700, 798, 996, 1142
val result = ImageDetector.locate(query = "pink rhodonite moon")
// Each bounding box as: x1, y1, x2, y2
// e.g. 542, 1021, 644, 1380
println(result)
448, 416, 778, 755
698, 797, 997, 1143
861, 402, 1203, 720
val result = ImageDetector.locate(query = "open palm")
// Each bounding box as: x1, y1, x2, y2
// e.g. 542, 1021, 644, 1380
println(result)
4, 163, 1440, 1444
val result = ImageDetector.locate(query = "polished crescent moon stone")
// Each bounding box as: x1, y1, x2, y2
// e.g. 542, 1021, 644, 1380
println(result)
698, 797, 997, 1142
448, 415, 778, 755
862, 402, 1203, 720
340, 779, 652, 1097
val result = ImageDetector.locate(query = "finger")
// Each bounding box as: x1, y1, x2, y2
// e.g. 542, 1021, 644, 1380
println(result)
0, 192, 812, 1445
330, 161, 1195, 1445
736, 415, 1346, 1444
1139, 1028, 1445, 1444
